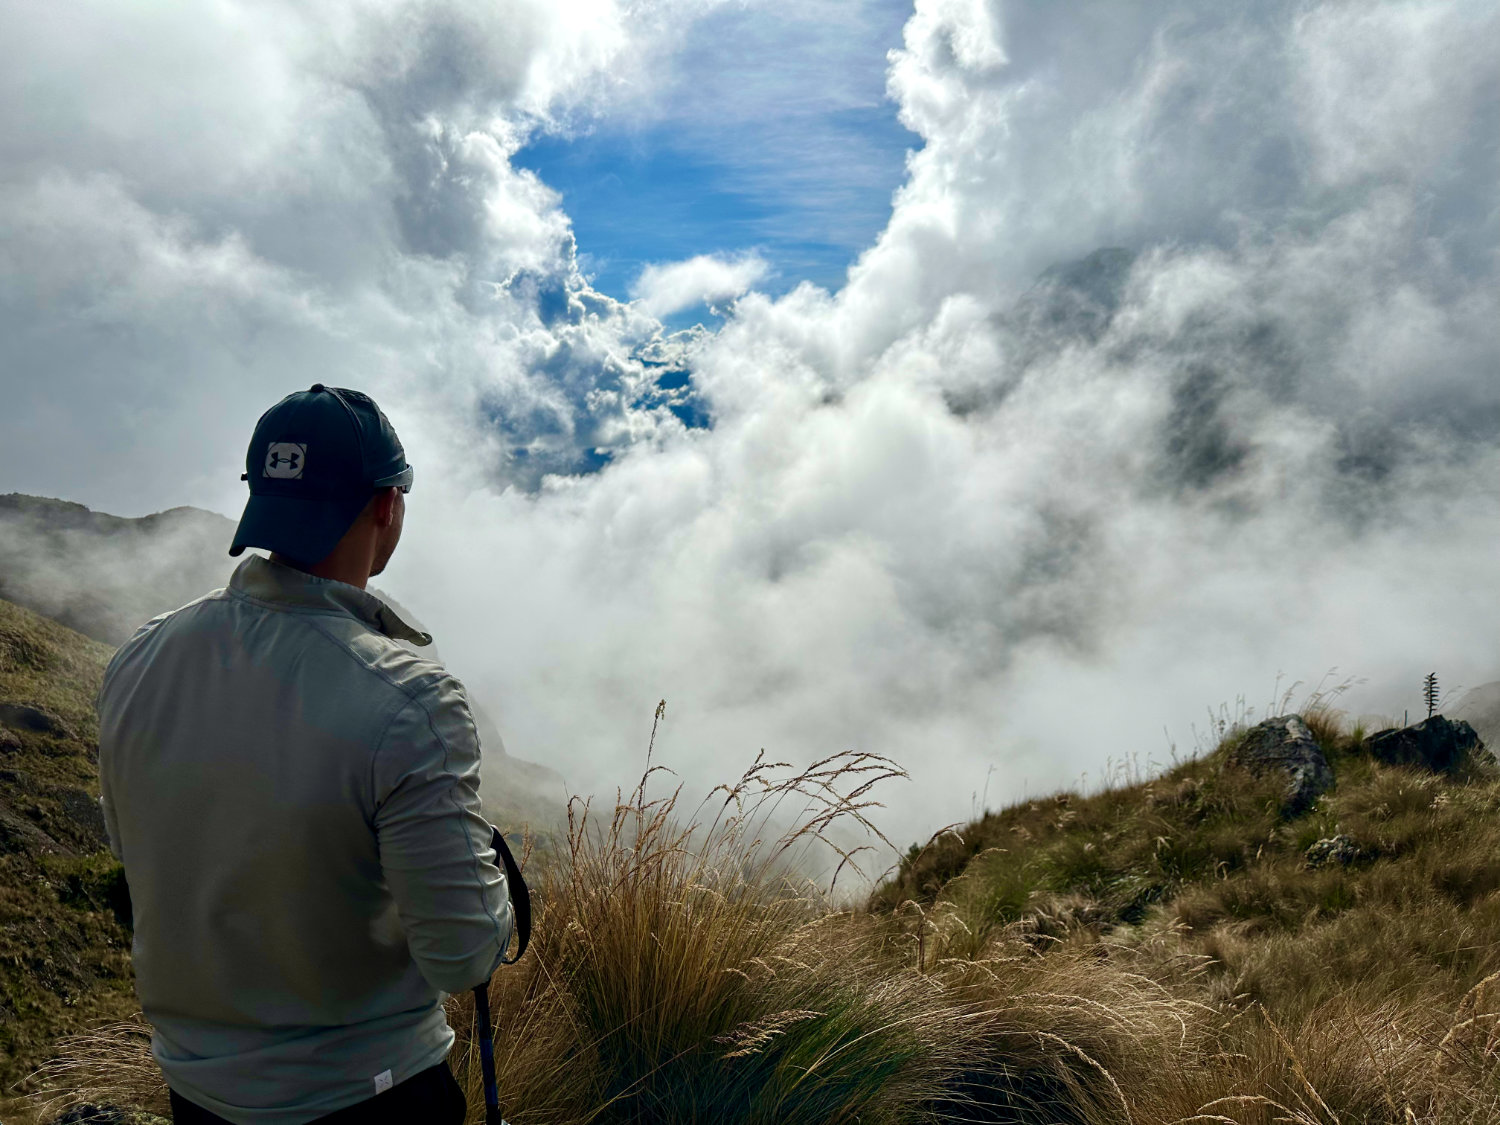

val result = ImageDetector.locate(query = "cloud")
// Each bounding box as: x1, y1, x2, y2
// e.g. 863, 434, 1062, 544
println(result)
0, 0, 726, 505
628, 253, 771, 317
413, 0, 1499, 843
3, 0, 1499, 859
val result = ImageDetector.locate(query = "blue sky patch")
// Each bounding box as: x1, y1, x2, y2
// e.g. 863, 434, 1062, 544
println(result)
515, 0, 918, 326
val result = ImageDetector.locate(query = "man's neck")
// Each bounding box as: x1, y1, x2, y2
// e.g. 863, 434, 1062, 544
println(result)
269, 550, 372, 590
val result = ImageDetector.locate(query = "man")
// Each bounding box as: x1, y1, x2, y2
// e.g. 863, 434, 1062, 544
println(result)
98, 385, 513, 1124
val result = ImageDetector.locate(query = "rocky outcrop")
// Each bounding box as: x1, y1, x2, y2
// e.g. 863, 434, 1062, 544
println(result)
1228, 715, 1333, 816
1365, 715, 1490, 775
1305, 834, 1363, 869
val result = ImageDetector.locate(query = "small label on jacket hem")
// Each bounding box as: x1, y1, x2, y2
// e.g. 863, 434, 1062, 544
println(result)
373, 1069, 394, 1095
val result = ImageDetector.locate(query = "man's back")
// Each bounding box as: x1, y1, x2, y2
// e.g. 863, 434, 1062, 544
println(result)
98, 554, 512, 1124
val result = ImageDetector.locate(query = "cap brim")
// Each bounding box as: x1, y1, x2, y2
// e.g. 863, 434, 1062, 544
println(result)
229, 491, 371, 565
372, 463, 413, 490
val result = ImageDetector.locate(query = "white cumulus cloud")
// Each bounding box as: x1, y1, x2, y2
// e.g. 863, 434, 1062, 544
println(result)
3, 0, 1499, 858
629, 253, 771, 317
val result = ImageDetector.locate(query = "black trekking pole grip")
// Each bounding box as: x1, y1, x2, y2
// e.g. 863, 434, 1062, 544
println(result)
472, 824, 530, 1125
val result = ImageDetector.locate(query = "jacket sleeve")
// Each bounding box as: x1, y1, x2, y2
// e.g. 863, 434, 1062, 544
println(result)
372, 675, 514, 994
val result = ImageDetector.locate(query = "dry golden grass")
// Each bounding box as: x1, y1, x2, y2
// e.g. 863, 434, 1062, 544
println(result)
17, 699, 1500, 1124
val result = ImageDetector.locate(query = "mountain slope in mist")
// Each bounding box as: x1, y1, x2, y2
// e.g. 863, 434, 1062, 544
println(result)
0, 493, 566, 828
0, 494, 238, 648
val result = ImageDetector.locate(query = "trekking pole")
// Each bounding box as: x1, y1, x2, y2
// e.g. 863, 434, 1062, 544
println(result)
473, 824, 531, 1125
474, 981, 503, 1125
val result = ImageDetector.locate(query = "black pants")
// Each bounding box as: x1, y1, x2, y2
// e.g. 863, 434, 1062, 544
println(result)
168, 1061, 466, 1124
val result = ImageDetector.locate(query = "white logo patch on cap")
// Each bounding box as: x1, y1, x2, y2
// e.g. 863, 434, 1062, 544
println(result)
264, 442, 307, 479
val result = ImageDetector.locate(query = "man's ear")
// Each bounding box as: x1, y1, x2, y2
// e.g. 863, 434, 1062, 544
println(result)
371, 487, 398, 528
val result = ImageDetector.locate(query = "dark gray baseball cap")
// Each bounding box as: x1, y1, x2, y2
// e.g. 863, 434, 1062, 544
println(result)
229, 384, 414, 564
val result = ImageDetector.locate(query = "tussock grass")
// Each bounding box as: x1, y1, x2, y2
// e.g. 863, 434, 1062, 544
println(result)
19, 699, 1500, 1124
13, 1018, 167, 1124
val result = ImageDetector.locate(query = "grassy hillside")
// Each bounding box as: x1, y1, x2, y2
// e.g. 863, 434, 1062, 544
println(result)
0, 598, 136, 1104
879, 707, 1500, 1017
20, 701, 1500, 1125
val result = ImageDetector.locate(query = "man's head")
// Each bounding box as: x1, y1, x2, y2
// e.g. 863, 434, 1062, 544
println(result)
230, 385, 413, 586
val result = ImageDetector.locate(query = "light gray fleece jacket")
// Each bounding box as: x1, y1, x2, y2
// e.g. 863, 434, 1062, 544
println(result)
96, 554, 513, 1124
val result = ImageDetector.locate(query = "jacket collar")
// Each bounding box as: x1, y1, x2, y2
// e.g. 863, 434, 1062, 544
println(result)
228, 555, 433, 646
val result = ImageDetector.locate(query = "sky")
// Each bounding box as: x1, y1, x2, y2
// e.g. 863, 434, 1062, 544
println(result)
2, 0, 1499, 856
513, 0, 916, 312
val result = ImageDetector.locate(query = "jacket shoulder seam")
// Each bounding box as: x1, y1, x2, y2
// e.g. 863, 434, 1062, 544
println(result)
226, 588, 445, 701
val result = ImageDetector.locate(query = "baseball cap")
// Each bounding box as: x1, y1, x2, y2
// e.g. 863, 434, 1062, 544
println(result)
229, 384, 414, 564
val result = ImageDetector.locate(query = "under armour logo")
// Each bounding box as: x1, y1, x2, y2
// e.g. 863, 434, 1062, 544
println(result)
264, 442, 307, 479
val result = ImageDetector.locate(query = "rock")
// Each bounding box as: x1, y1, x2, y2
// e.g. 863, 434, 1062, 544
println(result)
1305, 834, 1362, 869
0, 726, 20, 754
1228, 715, 1333, 816
1365, 715, 1490, 775
56, 785, 108, 848
0, 701, 72, 738
50, 1105, 126, 1124
48, 1105, 169, 1125
1451, 683, 1500, 758
0, 794, 62, 856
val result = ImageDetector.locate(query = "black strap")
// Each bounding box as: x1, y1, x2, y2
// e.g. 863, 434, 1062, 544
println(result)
489, 825, 530, 963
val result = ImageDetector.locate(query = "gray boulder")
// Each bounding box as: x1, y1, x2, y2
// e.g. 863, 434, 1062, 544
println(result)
1365, 714, 1490, 775
0, 701, 71, 738
1228, 715, 1333, 815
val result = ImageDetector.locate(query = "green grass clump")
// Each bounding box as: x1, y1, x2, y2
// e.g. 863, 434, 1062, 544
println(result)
876, 743, 1292, 948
